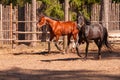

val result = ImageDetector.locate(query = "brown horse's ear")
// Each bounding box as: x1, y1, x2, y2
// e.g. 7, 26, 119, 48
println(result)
37, 13, 44, 18
78, 11, 83, 16
40, 13, 44, 17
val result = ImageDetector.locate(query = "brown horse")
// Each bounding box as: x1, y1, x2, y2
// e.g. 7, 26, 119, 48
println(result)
37, 15, 79, 53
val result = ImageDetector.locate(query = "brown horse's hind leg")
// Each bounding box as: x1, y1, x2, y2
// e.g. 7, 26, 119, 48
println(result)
64, 35, 72, 54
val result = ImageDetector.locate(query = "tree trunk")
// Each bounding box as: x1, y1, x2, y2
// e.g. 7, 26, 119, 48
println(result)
63, 0, 69, 49
103, 0, 109, 30
31, 0, 37, 47
100, 0, 109, 30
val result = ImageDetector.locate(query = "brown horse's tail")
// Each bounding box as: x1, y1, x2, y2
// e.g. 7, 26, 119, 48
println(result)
103, 27, 112, 50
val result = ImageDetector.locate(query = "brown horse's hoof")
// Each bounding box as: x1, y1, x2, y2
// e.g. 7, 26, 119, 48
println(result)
62, 51, 66, 54
97, 55, 101, 60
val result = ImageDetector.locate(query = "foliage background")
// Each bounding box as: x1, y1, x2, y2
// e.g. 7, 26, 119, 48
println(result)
0, 0, 120, 21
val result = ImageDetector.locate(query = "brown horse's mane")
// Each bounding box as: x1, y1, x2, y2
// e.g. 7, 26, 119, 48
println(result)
40, 14, 60, 21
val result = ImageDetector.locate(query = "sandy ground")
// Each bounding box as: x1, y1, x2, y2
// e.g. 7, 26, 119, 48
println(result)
0, 43, 120, 80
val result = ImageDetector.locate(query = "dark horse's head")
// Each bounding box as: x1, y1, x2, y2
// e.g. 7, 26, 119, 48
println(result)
77, 12, 91, 44
77, 12, 91, 29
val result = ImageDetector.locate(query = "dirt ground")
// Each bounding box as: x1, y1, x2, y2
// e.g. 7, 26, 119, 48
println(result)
0, 42, 120, 80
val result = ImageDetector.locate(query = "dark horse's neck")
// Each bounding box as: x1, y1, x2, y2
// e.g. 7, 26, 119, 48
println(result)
83, 16, 91, 25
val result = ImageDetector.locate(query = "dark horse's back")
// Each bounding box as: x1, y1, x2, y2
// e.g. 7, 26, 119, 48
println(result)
78, 23, 111, 49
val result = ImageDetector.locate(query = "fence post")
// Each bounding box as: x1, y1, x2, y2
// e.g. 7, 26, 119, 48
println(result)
63, 0, 69, 49
13, 7, 17, 48
31, 0, 37, 47
10, 3, 13, 48
0, 4, 3, 47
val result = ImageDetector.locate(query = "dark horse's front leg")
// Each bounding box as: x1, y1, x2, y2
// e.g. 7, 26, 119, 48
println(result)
75, 43, 81, 57
73, 34, 82, 57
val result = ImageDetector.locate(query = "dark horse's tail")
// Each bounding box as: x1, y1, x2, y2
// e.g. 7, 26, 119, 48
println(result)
103, 27, 112, 50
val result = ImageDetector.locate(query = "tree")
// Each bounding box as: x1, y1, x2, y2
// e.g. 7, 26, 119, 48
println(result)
31, 0, 37, 47
103, 0, 109, 30
63, 0, 69, 49
38, 0, 64, 20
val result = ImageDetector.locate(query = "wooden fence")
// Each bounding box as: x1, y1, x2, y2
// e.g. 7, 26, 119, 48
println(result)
91, 3, 120, 30
0, 2, 120, 48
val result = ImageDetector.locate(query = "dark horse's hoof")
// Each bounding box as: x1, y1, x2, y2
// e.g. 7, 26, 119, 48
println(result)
83, 57, 87, 60
95, 56, 101, 60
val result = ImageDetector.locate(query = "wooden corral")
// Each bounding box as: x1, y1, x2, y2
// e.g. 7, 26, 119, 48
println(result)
0, 2, 120, 48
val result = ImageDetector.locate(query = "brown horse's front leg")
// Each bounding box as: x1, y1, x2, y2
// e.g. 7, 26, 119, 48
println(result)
48, 34, 54, 54
54, 42, 63, 51
54, 36, 63, 51
48, 41, 51, 54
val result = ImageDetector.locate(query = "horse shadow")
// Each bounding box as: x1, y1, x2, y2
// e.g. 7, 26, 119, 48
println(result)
41, 57, 81, 62
101, 50, 120, 59
13, 50, 62, 55
13, 49, 120, 61
40, 50, 120, 62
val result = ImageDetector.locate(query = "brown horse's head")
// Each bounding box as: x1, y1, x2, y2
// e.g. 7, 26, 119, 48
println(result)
36, 15, 46, 28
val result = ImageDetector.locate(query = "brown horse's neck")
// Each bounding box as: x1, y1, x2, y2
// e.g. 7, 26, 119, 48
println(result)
45, 17, 57, 29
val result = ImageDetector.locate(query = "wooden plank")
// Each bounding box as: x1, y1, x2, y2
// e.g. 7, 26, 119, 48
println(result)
10, 3, 13, 45
13, 31, 49, 34
0, 4, 3, 47
13, 6, 17, 48
109, 31, 120, 43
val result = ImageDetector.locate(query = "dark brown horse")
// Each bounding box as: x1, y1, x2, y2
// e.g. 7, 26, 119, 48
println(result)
37, 15, 79, 53
76, 13, 111, 59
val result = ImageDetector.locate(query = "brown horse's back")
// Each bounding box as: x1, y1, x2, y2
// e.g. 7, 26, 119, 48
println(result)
55, 21, 78, 35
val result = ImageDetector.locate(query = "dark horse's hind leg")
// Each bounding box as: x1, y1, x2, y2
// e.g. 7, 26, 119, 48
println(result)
84, 41, 89, 59
94, 40, 102, 59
